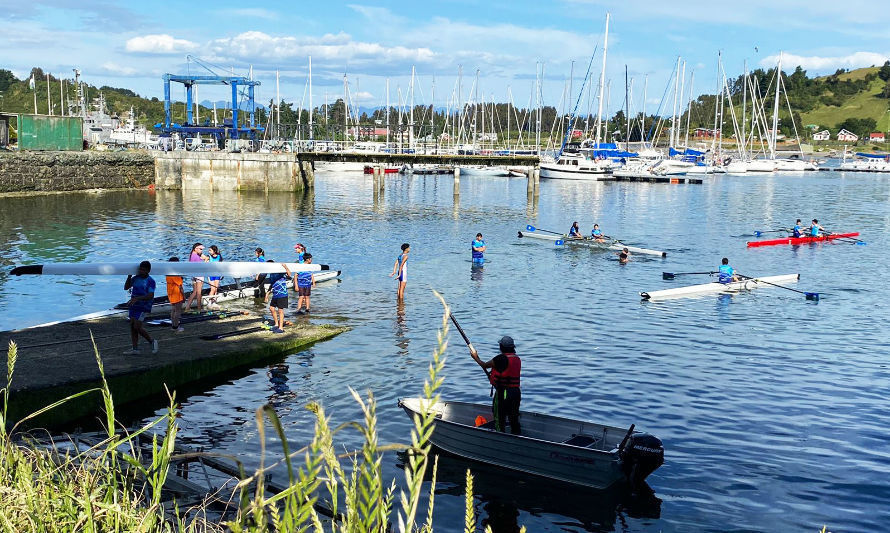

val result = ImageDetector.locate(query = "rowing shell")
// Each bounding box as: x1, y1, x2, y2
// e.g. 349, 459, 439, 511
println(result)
641, 273, 799, 301
24, 270, 342, 329
518, 230, 667, 257
10, 261, 329, 277
746, 232, 860, 248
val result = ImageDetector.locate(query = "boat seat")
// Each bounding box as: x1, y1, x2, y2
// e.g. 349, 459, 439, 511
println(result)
562, 434, 599, 448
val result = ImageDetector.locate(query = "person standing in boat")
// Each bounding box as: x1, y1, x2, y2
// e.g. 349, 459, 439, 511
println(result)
469, 336, 521, 435
792, 219, 803, 238
472, 233, 486, 264
184, 243, 208, 312
123, 260, 159, 355
390, 243, 409, 300
718, 257, 739, 284
568, 222, 583, 239
809, 219, 825, 237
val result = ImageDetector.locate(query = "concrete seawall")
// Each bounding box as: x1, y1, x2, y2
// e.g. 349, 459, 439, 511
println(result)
0, 151, 315, 194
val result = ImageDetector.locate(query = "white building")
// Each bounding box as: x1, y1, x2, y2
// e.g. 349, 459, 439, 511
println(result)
813, 130, 830, 141
837, 129, 859, 142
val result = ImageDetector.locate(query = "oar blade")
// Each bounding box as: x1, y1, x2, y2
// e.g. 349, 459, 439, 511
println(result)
526, 224, 536, 231
555, 240, 564, 246
856, 241, 867, 246
662, 272, 676, 280
754, 231, 763, 237
805, 292, 820, 301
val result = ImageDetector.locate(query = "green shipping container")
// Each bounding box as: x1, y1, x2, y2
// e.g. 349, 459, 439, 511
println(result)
18, 115, 83, 151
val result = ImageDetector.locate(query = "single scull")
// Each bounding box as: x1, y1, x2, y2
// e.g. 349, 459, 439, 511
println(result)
518, 229, 667, 257
641, 273, 800, 300
746, 233, 860, 248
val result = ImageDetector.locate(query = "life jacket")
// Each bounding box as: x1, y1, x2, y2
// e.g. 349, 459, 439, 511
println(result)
489, 354, 521, 389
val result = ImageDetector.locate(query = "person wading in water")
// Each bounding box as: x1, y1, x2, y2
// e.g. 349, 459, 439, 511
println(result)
469, 336, 522, 434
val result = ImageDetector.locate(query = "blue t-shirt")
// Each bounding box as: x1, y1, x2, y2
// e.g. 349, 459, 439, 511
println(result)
810, 225, 819, 237
255, 255, 266, 262
569, 226, 580, 237
268, 272, 289, 298
472, 239, 485, 259
792, 225, 801, 238
592, 229, 602, 238
296, 252, 305, 263
718, 264, 734, 284
297, 271, 313, 287
129, 275, 156, 312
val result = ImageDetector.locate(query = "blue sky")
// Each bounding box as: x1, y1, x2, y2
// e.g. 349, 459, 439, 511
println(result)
4, 1, 889, 116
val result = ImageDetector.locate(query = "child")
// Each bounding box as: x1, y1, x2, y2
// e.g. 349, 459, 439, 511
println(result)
617, 247, 631, 264
184, 242, 209, 311
206, 245, 223, 308
254, 247, 267, 298
389, 243, 410, 300
296, 253, 316, 314
166, 256, 185, 332
294, 243, 306, 263
124, 260, 159, 355
471, 233, 486, 264
264, 261, 292, 333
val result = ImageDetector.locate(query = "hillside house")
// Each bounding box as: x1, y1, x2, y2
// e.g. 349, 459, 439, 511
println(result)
693, 128, 720, 139
837, 129, 859, 142
812, 130, 830, 141
869, 132, 885, 143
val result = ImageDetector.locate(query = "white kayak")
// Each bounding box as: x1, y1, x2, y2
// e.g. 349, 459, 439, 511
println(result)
641, 274, 799, 301
10, 261, 328, 277
518, 229, 667, 257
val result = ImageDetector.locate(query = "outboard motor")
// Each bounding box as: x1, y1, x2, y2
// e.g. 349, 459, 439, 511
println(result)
620, 433, 664, 488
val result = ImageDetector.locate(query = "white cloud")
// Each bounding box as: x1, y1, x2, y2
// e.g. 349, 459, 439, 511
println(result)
352, 90, 374, 102
222, 8, 279, 20
125, 34, 198, 54
100, 61, 139, 76
761, 52, 890, 72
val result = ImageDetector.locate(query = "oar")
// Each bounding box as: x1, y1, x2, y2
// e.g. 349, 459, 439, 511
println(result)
731, 229, 789, 238
449, 313, 491, 381
737, 274, 819, 301
824, 231, 867, 245
662, 271, 717, 280
200, 326, 266, 340
525, 224, 565, 236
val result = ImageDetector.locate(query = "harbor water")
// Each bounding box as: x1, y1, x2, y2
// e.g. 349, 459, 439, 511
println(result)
1, 169, 889, 532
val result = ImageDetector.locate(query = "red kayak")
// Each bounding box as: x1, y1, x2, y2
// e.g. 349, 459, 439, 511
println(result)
747, 232, 860, 247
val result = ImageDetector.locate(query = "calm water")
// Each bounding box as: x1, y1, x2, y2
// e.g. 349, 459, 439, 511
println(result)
1, 169, 889, 532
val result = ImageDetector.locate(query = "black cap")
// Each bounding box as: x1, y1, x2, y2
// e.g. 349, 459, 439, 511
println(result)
498, 336, 515, 352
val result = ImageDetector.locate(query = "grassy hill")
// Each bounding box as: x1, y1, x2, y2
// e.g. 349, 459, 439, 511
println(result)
803, 67, 890, 133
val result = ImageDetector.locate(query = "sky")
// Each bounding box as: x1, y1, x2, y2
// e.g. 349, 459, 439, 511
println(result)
3, 0, 889, 117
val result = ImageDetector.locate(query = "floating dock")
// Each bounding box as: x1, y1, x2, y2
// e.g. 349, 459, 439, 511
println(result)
0, 308, 348, 428
605, 175, 704, 184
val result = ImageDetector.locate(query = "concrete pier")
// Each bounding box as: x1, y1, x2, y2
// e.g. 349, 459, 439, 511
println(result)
0, 310, 347, 428
154, 151, 306, 192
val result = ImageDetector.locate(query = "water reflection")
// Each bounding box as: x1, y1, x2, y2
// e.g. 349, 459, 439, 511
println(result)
394, 300, 409, 357
471, 261, 484, 283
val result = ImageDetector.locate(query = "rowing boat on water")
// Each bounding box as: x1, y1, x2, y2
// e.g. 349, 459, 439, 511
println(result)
641, 273, 799, 300
746, 232, 860, 248
26, 270, 342, 328
518, 229, 667, 257
398, 398, 664, 489
10, 262, 329, 277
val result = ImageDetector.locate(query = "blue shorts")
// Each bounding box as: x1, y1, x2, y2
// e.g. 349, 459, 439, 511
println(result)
129, 309, 148, 321
472, 257, 484, 264
209, 276, 222, 282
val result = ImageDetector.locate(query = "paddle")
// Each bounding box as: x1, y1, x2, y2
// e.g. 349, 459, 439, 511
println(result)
525, 224, 565, 236
737, 274, 819, 301
824, 230, 867, 245
449, 313, 491, 381
200, 326, 266, 340
731, 229, 789, 238
662, 271, 717, 280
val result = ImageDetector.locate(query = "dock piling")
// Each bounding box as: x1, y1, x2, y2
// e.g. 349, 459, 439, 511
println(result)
453, 167, 460, 196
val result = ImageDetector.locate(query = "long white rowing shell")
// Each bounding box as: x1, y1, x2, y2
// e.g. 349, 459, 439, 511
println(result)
517, 230, 667, 257
640, 274, 800, 300
10, 262, 328, 277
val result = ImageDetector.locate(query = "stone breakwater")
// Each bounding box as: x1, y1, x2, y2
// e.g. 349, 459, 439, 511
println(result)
0, 151, 155, 193
0, 150, 314, 193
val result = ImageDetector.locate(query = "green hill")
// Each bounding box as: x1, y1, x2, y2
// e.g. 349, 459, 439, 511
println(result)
802, 66, 890, 133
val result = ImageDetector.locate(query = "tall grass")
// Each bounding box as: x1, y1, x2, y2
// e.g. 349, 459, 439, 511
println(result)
0, 294, 505, 532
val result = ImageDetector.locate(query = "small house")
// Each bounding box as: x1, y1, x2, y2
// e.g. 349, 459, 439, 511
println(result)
869, 132, 885, 143
812, 130, 830, 141
837, 129, 859, 142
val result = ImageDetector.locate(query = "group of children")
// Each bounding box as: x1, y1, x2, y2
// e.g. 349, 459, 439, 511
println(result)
569, 222, 630, 263
123, 243, 321, 354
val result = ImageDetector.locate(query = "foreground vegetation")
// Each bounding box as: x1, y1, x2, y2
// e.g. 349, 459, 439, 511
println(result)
0, 296, 510, 532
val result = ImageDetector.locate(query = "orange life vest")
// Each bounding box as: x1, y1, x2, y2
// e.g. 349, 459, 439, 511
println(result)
489, 353, 521, 389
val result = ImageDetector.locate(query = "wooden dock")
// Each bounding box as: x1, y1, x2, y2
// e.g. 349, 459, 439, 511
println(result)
0, 308, 348, 428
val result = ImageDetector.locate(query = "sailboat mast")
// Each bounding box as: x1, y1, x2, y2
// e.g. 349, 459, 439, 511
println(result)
678, 60, 686, 147
409, 65, 415, 151
625, 66, 630, 151
684, 70, 694, 149
642, 74, 647, 147
711, 52, 720, 156
741, 60, 747, 158
771, 53, 782, 159
386, 78, 390, 147
671, 56, 680, 148
594, 13, 610, 147
308, 57, 313, 141
343, 74, 349, 145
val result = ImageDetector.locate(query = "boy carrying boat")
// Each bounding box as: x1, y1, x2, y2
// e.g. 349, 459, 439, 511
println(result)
469, 336, 522, 435
472, 233, 486, 264
295, 253, 316, 314
166, 256, 185, 332
123, 260, 159, 355
264, 261, 293, 334
718, 257, 739, 284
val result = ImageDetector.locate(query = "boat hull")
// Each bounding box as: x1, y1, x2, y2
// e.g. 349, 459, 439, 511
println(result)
746, 232, 860, 248
10, 261, 328, 277
641, 273, 799, 300
518, 230, 666, 257
399, 398, 662, 489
